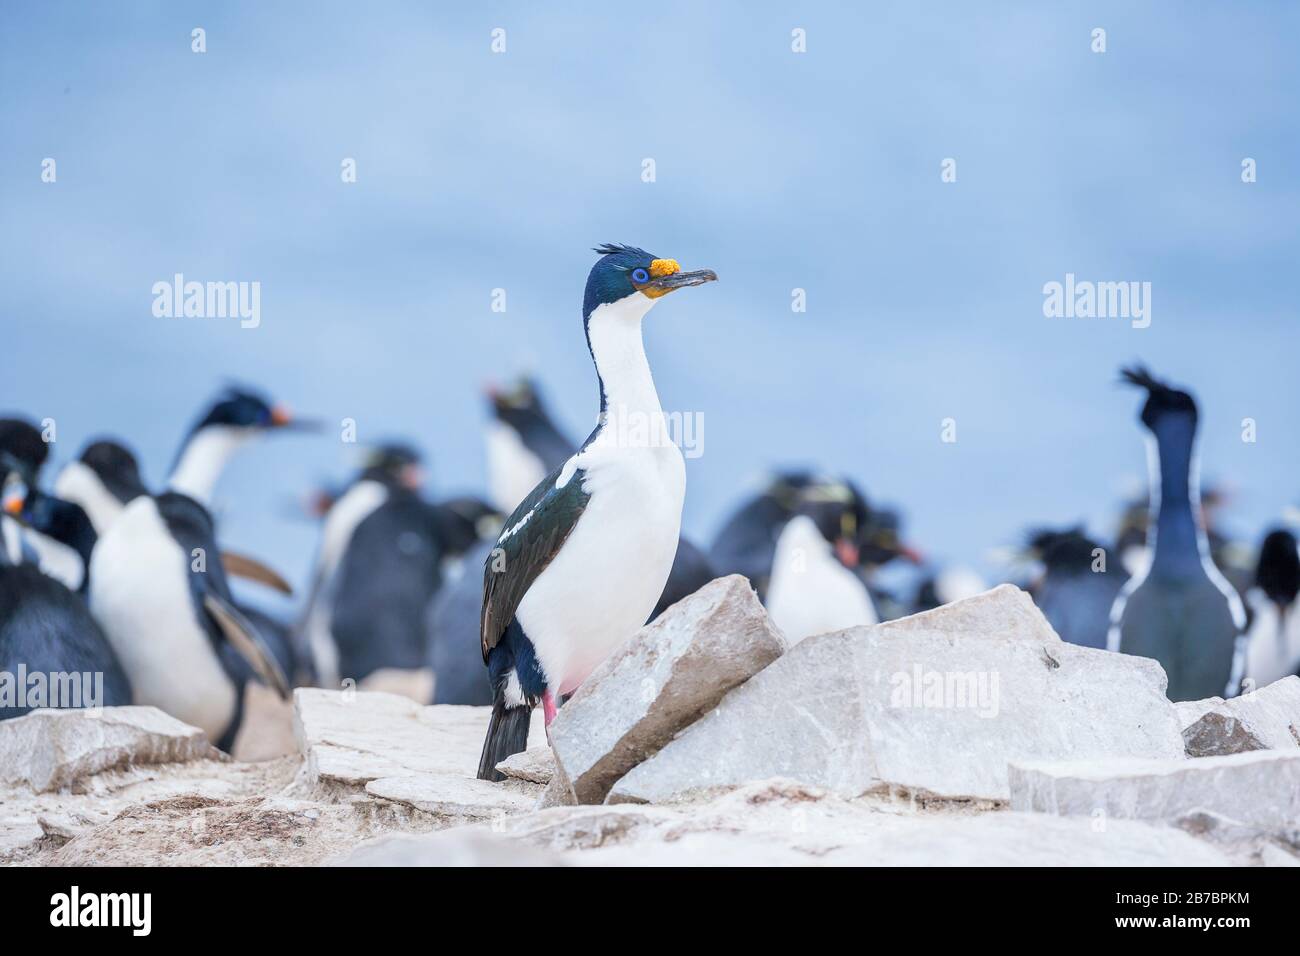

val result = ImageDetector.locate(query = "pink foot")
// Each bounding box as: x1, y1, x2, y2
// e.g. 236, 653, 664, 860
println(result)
542, 690, 558, 728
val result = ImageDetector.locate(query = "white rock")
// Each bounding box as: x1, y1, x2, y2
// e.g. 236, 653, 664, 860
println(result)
549, 575, 786, 804
365, 775, 537, 822
496, 747, 555, 785
0, 739, 290, 865
1260, 843, 1300, 867
876, 583, 1062, 644
1, 685, 1244, 867
291, 689, 545, 796
575, 813, 1229, 867
50, 788, 419, 867
0, 818, 46, 860
1172, 808, 1300, 865
230, 681, 296, 762
488, 778, 1231, 866
1176, 676, 1300, 756
337, 828, 566, 866
0, 706, 216, 793
610, 586, 1184, 804
536, 774, 577, 809
1009, 751, 1300, 832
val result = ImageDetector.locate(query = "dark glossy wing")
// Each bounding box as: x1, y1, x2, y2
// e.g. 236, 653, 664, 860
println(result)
155, 491, 290, 698
202, 591, 291, 698
480, 461, 590, 662
154, 491, 229, 616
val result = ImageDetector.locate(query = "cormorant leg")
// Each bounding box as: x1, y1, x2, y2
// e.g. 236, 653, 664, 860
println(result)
542, 689, 558, 728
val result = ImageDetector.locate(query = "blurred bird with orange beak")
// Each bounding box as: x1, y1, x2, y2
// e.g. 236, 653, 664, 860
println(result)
89, 388, 314, 749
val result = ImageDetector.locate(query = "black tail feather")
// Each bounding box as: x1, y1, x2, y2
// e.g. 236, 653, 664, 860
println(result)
477, 697, 532, 781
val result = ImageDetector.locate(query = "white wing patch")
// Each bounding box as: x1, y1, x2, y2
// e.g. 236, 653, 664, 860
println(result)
555, 456, 579, 489
496, 455, 583, 545
504, 671, 525, 707
499, 506, 536, 544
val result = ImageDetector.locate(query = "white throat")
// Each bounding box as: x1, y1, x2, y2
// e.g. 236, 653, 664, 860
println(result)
168, 425, 253, 505
54, 461, 127, 535
587, 294, 662, 426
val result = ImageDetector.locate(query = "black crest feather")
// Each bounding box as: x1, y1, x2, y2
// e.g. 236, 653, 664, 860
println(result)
592, 243, 650, 259
216, 380, 270, 404
1119, 363, 1197, 422
1119, 364, 1167, 393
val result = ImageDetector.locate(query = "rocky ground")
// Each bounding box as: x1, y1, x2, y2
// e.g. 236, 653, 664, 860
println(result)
2, 578, 1298, 867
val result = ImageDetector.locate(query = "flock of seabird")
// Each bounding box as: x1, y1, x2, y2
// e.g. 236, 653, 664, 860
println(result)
2, 245, 1297, 776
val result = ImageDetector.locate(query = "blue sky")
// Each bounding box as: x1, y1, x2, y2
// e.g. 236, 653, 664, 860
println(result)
2, 1, 1297, 603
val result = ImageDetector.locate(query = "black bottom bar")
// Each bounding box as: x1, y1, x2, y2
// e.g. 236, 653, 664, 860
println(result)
0, 865, 1280, 940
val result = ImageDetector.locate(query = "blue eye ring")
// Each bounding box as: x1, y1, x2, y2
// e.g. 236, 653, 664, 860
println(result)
631, 267, 649, 283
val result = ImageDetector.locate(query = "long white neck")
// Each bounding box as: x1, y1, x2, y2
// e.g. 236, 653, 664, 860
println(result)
54, 461, 125, 536
586, 294, 662, 429
168, 425, 251, 506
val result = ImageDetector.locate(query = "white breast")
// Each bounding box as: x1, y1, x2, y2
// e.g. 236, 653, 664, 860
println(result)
486, 421, 547, 514
766, 515, 878, 645
1243, 589, 1300, 688
1, 515, 25, 564
516, 437, 685, 696
89, 497, 236, 741
302, 479, 389, 687
21, 529, 85, 591
54, 460, 126, 536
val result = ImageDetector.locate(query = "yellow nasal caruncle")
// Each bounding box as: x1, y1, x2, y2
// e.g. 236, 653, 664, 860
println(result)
649, 258, 680, 278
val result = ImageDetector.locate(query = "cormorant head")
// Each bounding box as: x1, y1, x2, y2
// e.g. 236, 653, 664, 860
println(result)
1120, 364, 1198, 431
787, 476, 920, 570
764, 470, 819, 511
192, 387, 309, 436
79, 439, 147, 502
20, 485, 96, 563
359, 442, 424, 490
857, 504, 923, 568
0, 418, 48, 478
1, 452, 30, 518
486, 376, 551, 430
1025, 525, 1100, 573
0, 452, 91, 565
583, 243, 716, 321
1255, 528, 1300, 610
794, 479, 871, 569
487, 376, 540, 413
